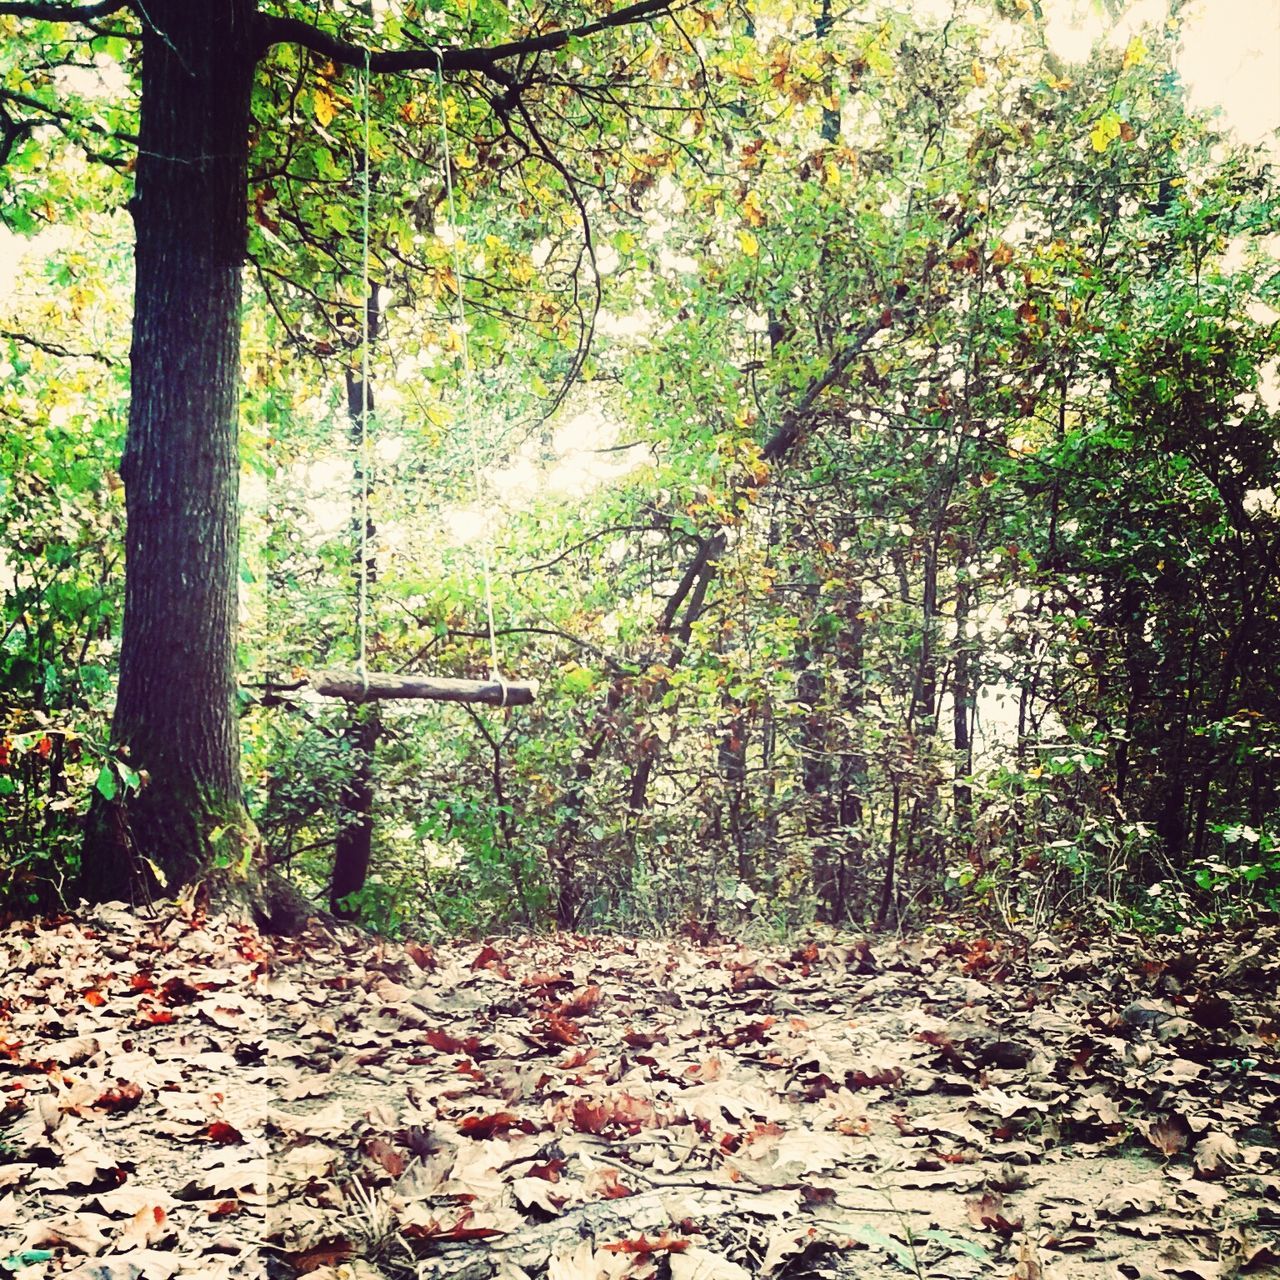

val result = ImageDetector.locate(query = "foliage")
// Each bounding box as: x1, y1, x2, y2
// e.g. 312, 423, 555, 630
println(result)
0, 211, 129, 909
1, 0, 1277, 932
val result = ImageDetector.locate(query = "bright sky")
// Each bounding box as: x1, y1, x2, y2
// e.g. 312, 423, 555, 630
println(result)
1047, 0, 1280, 146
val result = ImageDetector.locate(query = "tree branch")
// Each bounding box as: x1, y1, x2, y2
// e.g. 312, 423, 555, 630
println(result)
0, 0, 127, 18
256, 0, 679, 78
0, 327, 121, 366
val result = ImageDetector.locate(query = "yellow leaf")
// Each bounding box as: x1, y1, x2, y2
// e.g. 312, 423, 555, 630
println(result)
972, 59, 987, 87
742, 189, 766, 228
1089, 113, 1121, 153
313, 86, 336, 128
1122, 36, 1147, 70
738, 230, 759, 257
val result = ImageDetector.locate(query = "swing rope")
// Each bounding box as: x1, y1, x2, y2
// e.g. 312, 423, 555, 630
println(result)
434, 55, 504, 692
349, 53, 510, 704
356, 47, 373, 697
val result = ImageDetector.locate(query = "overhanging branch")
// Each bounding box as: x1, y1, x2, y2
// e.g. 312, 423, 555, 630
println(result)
256, 0, 679, 78
0, 0, 128, 18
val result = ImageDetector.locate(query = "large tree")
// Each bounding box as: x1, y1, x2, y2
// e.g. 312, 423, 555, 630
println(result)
0, 0, 676, 920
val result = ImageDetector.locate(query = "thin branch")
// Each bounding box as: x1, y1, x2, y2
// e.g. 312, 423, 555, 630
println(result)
0, 87, 138, 147
510, 525, 664, 575
256, 0, 681, 78
0, 327, 120, 366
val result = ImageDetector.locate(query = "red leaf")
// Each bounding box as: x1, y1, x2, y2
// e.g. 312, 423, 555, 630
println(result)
361, 1137, 406, 1177
281, 1240, 354, 1271
208, 1201, 240, 1218
523, 970, 573, 989
595, 1167, 634, 1200
526, 1158, 566, 1183
556, 985, 602, 1017
542, 1014, 582, 1046
158, 977, 202, 1006
83, 989, 107, 1008
405, 941, 436, 971
206, 1122, 244, 1145
603, 1233, 690, 1255
96, 1081, 143, 1113
572, 1098, 611, 1134
569, 1094, 658, 1135
623, 1030, 668, 1049
846, 1065, 902, 1089
402, 1211, 506, 1242
470, 944, 505, 970
424, 1028, 487, 1058
801, 1185, 836, 1204
458, 1111, 528, 1140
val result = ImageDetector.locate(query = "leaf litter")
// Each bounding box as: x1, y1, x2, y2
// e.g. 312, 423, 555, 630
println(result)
2, 905, 1279, 1279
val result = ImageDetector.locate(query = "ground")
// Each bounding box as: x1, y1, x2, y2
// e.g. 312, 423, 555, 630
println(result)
1, 905, 1278, 1279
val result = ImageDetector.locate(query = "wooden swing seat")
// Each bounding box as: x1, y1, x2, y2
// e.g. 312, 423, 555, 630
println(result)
313, 670, 537, 706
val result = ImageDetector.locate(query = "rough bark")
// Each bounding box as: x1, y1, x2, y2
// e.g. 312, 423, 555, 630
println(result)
330, 710, 378, 916
82, 1, 258, 905
952, 570, 974, 840
330, 346, 381, 920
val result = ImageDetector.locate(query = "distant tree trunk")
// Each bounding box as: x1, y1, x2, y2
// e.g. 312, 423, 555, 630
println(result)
718, 699, 750, 885
330, 711, 378, 914
835, 578, 867, 918
82, 3, 260, 905
908, 536, 940, 887
799, 660, 840, 921
626, 533, 723, 820
952, 569, 975, 841
330, 336, 382, 919
815, 0, 842, 145
549, 679, 625, 927
877, 783, 902, 927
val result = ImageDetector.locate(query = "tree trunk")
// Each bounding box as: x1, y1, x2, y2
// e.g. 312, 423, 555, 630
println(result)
330, 349, 382, 920
330, 710, 378, 915
798, 661, 839, 921
82, 4, 259, 904
952, 569, 974, 842
718, 701, 750, 885
835, 580, 867, 919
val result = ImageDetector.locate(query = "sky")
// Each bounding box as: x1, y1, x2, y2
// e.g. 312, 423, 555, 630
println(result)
1048, 0, 1280, 147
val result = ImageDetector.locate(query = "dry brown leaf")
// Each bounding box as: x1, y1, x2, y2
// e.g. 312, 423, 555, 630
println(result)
1192, 1130, 1240, 1175
1147, 1114, 1191, 1158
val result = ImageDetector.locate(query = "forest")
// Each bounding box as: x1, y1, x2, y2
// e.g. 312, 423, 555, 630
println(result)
1, 0, 1279, 1274
2, 0, 1276, 942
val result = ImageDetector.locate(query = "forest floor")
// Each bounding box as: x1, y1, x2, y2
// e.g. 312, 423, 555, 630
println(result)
2, 904, 1279, 1280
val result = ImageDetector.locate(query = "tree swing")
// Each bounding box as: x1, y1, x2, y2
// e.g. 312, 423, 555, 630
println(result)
312, 56, 536, 711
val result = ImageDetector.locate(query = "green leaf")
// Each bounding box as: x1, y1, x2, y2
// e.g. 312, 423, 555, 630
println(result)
922, 1230, 990, 1261
95, 764, 117, 801
3, 1251, 56, 1270
853, 1225, 916, 1271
